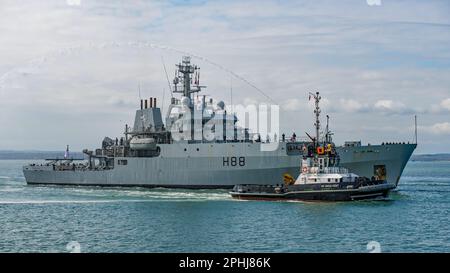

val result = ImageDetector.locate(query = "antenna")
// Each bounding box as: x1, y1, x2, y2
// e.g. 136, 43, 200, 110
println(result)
138, 82, 145, 130
172, 56, 202, 99
230, 76, 233, 114
162, 88, 166, 115
161, 56, 173, 98
309, 92, 321, 147
138, 82, 142, 100
414, 115, 418, 144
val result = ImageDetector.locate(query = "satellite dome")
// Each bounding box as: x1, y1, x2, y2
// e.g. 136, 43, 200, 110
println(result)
181, 97, 190, 106
217, 101, 225, 110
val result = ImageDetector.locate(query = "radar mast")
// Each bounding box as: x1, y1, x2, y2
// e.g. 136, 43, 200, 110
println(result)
309, 92, 321, 147
173, 56, 203, 101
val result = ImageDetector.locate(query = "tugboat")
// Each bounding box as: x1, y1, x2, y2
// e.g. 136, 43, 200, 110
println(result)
230, 92, 395, 201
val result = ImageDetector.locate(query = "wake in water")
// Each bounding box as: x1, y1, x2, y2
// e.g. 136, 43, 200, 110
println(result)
0, 182, 233, 204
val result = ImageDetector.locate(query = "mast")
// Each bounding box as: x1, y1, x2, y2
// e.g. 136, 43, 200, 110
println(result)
172, 56, 203, 101
414, 115, 418, 144
309, 92, 321, 147
171, 56, 205, 142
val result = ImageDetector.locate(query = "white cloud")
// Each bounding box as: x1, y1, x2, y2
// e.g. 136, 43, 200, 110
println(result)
66, 0, 81, 6
242, 97, 260, 106
283, 98, 303, 111
303, 98, 416, 114
285, 96, 422, 116
374, 100, 397, 110
440, 98, 450, 111
366, 0, 382, 7
427, 122, 450, 135
373, 100, 412, 114
430, 98, 450, 113
339, 99, 370, 113
359, 71, 382, 81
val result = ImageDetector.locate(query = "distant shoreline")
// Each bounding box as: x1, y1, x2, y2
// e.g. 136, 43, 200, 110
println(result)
1, 150, 449, 161
410, 154, 450, 162
0, 151, 85, 160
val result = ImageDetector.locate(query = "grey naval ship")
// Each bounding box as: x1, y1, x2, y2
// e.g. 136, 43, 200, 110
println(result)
23, 56, 416, 189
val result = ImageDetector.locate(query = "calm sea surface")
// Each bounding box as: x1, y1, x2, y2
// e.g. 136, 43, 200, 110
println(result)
0, 160, 449, 253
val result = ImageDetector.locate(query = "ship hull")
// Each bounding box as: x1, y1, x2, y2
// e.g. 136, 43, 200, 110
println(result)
23, 143, 416, 189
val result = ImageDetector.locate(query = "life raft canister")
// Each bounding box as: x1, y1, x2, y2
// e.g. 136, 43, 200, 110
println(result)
283, 173, 295, 183
317, 146, 325, 154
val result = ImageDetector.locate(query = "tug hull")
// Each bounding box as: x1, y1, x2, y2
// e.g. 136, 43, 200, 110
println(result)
230, 182, 395, 202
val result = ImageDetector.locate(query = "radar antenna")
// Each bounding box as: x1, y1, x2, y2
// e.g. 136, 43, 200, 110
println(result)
172, 56, 204, 100
309, 92, 321, 147
161, 56, 173, 98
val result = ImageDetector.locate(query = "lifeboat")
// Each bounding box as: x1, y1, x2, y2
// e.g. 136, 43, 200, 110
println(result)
130, 137, 157, 150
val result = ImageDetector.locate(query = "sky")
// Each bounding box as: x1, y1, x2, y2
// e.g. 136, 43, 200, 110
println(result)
0, 0, 449, 154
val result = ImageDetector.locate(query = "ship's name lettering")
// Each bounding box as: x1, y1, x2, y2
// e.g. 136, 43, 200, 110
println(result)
223, 157, 245, 167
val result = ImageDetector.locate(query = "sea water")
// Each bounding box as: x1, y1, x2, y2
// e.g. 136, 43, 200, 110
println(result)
0, 160, 448, 252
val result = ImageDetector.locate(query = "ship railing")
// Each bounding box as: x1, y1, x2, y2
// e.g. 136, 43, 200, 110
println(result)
309, 167, 349, 174
322, 167, 348, 174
